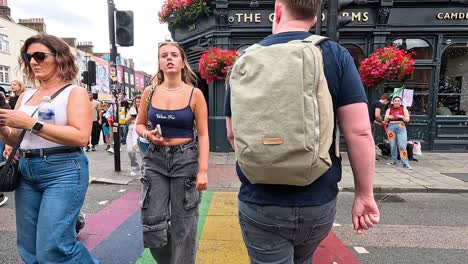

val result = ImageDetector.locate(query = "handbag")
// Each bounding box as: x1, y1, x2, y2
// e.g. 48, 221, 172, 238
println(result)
0, 84, 71, 192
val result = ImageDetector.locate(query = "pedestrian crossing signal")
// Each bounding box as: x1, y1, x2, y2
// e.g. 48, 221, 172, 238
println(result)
115, 10, 134, 47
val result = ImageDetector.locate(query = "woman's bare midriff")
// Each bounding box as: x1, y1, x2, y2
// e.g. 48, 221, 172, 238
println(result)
156, 137, 193, 146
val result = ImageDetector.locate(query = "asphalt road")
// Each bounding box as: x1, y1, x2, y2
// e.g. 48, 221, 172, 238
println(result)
1, 189, 467, 263
334, 192, 468, 264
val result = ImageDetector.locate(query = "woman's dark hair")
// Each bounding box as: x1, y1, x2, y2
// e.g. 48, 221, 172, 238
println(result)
392, 96, 402, 102
19, 33, 78, 84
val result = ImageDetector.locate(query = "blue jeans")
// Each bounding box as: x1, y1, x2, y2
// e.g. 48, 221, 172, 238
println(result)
387, 122, 409, 165
15, 149, 99, 264
238, 198, 336, 264
0, 140, 5, 162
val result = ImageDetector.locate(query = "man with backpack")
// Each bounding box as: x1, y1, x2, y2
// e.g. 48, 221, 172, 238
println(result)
225, 0, 380, 262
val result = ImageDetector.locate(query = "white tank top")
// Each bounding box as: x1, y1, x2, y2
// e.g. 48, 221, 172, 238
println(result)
18, 85, 77, 149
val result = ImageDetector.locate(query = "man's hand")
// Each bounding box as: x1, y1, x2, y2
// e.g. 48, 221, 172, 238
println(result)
352, 194, 380, 234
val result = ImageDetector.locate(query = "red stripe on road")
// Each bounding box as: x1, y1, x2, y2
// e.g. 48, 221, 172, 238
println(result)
78, 191, 140, 251
313, 231, 360, 264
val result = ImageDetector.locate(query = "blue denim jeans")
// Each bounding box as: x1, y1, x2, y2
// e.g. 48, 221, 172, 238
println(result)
0, 140, 5, 162
387, 122, 409, 165
238, 197, 337, 264
15, 149, 99, 264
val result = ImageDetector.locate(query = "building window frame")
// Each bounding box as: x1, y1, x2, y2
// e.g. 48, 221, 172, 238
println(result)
0, 65, 10, 83
0, 34, 10, 53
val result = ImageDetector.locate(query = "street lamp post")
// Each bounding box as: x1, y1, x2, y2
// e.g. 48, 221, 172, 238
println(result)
108, 0, 121, 171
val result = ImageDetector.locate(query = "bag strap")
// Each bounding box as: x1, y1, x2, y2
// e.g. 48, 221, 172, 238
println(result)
145, 84, 157, 130
302, 35, 330, 46
1, 84, 72, 171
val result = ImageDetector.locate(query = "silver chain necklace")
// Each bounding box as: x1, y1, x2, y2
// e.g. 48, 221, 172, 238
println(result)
162, 85, 184, 92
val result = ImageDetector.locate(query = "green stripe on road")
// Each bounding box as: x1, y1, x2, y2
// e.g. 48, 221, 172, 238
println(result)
136, 191, 214, 264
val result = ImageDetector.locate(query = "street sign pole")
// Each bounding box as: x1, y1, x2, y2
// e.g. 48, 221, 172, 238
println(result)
108, 0, 121, 171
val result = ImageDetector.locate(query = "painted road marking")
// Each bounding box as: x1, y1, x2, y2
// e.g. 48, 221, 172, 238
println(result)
98, 200, 109, 205
80, 191, 140, 251
354, 246, 370, 254
333, 222, 342, 227
118, 189, 127, 193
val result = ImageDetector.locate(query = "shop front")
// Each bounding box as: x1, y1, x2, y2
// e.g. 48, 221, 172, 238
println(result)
170, 0, 468, 152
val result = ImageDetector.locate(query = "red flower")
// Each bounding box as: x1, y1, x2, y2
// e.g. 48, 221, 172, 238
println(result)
198, 48, 239, 83
359, 45, 415, 87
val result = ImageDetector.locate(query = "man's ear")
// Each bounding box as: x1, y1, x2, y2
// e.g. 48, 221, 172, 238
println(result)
309, 16, 318, 29
274, 2, 282, 24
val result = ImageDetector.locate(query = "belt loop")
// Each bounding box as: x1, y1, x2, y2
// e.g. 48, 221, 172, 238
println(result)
179, 145, 185, 153
40, 149, 44, 157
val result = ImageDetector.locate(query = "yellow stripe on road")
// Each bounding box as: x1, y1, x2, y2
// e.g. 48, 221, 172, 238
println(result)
196, 192, 250, 264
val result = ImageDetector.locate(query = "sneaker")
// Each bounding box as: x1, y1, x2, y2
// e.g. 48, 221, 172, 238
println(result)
386, 161, 396, 166
105, 145, 110, 151
85, 146, 90, 152
130, 167, 140, 177
91, 145, 96, 151
0, 193, 8, 207
403, 164, 413, 170
107, 147, 114, 154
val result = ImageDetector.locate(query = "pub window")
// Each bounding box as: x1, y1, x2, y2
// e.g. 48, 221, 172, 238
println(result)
437, 45, 468, 116
342, 44, 365, 68
391, 38, 432, 60
384, 68, 431, 115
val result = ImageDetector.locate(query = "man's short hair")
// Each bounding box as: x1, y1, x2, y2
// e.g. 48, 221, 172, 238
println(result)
278, 0, 321, 20
380, 94, 391, 102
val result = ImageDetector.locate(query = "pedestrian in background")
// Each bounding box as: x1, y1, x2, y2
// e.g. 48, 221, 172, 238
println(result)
0, 92, 10, 207
0, 33, 99, 263
225, 0, 380, 262
384, 96, 412, 169
86, 91, 102, 151
101, 102, 112, 153
118, 91, 130, 145
9, 80, 26, 109
126, 95, 142, 176
136, 41, 209, 264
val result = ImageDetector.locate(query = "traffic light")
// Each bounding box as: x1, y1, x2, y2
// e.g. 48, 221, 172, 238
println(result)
81, 71, 89, 86
87, 60, 96, 86
115, 10, 134, 47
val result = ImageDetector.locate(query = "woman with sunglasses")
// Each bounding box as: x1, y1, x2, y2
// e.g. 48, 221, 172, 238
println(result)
136, 42, 209, 264
0, 34, 98, 263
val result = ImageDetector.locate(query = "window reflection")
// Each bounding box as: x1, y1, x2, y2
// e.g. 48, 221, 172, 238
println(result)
391, 38, 433, 60
343, 44, 365, 69
438, 45, 468, 116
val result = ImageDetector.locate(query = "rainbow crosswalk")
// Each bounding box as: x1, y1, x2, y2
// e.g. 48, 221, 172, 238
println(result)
79, 191, 359, 264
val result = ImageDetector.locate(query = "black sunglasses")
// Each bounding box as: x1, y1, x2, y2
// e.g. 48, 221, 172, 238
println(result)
22, 52, 56, 63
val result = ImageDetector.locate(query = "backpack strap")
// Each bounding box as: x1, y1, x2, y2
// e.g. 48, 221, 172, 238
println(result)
302, 35, 330, 46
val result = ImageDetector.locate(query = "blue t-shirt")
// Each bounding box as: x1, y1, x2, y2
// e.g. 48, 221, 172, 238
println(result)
224, 31, 368, 206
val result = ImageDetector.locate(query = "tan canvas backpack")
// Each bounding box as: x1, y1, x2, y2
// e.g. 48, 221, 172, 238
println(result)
229, 35, 334, 186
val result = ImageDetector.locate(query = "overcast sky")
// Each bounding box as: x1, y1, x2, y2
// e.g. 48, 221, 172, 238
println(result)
8, 0, 171, 74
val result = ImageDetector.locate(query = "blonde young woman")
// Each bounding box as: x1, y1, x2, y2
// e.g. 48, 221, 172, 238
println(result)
136, 42, 209, 264
9, 80, 26, 109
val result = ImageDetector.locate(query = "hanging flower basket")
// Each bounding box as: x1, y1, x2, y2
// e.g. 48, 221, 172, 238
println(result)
158, 0, 210, 29
359, 45, 416, 88
198, 48, 239, 83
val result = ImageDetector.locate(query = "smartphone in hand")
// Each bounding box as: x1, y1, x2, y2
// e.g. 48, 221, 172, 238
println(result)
155, 124, 162, 138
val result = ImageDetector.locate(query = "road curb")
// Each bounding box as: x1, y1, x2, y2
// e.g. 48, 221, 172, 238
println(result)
339, 186, 468, 193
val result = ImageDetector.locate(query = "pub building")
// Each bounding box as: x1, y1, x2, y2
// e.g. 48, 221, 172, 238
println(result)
169, 0, 468, 152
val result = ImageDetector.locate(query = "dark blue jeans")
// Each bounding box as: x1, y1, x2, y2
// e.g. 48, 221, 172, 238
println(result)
238, 198, 337, 264
16, 149, 99, 264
